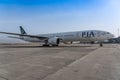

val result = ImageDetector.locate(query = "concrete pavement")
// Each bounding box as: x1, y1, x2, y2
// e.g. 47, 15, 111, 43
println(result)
43, 44, 120, 80
0, 44, 97, 80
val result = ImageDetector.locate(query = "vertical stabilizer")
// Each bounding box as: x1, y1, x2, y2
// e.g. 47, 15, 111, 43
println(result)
19, 26, 27, 34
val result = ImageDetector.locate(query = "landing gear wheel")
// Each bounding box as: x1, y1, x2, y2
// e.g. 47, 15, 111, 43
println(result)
42, 44, 50, 47
52, 45, 58, 47
100, 43, 103, 47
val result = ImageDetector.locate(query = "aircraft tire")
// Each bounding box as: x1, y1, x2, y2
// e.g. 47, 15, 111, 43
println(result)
42, 44, 50, 47
100, 43, 103, 47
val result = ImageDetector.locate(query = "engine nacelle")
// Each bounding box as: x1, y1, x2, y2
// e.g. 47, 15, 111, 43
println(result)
48, 37, 60, 45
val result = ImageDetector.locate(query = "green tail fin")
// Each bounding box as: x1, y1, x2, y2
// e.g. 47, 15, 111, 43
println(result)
19, 26, 27, 34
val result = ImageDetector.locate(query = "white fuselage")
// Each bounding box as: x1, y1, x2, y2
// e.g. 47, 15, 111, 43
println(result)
22, 30, 114, 43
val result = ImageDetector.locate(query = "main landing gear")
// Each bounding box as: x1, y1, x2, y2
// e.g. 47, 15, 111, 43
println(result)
42, 44, 50, 47
42, 40, 50, 47
42, 44, 58, 47
99, 43, 103, 47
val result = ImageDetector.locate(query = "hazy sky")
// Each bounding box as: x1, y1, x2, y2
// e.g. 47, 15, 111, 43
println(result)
0, 0, 120, 43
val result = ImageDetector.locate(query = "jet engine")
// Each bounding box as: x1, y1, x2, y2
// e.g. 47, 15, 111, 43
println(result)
48, 37, 60, 46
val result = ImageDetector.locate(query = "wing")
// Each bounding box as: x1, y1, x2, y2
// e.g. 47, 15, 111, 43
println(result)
8, 36, 23, 39
0, 32, 48, 40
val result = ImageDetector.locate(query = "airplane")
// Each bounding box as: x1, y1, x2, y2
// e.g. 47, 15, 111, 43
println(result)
0, 26, 114, 46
